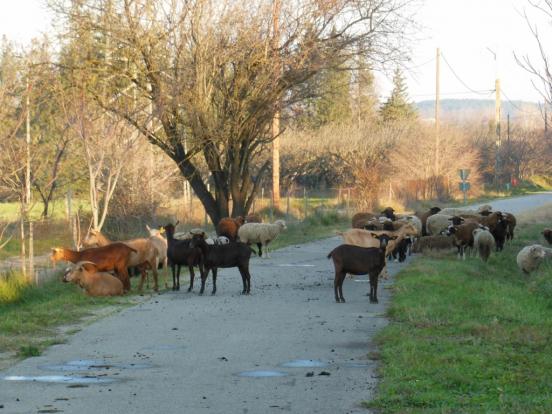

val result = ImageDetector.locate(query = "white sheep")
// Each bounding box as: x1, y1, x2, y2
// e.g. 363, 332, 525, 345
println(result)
477, 204, 493, 214
426, 214, 453, 235
472, 228, 495, 262
174, 228, 206, 240
396, 215, 422, 236
516, 244, 552, 274
238, 220, 287, 258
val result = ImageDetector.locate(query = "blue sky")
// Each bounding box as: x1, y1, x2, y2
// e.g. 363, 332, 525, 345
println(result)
1, 0, 550, 103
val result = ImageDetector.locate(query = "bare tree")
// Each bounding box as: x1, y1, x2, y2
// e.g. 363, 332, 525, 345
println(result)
516, 1, 552, 107
51, 0, 415, 225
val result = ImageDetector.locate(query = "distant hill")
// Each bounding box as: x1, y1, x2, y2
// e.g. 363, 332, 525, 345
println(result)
415, 99, 542, 127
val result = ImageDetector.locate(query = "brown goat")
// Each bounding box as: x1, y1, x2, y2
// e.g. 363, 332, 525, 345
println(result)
83, 230, 159, 292
543, 228, 552, 245
352, 212, 376, 229
63, 261, 124, 296
216, 216, 245, 241
51, 244, 135, 292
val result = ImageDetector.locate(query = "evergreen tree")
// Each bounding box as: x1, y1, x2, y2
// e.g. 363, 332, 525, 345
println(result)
314, 66, 352, 126
380, 67, 417, 122
354, 58, 378, 125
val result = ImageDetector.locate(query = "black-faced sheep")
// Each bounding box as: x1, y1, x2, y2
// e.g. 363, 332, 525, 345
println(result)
446, 222, 484, 260
380, 207, 397, 221
238, 220, 287, 258
472, 228, 495, 262
426, 214, 454, 235
352, 212, 377, 229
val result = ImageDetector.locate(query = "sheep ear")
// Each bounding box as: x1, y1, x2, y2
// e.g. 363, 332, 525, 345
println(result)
146, 224, 151, 231
369, 232, 379, 238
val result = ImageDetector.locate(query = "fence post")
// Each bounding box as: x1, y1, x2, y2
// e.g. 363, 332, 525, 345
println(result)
346, 188, 351, 217
286, 191, 291, 221
303, 188, 308, 220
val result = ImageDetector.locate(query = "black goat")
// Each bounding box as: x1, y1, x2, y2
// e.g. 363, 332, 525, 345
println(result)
163, 223, 203, 291
189, 234, 254, 295
327, 233, 396, 304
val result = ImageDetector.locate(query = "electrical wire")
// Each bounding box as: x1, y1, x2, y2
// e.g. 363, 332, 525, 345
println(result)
441, 52, 494, 96
501, 88, 541, 115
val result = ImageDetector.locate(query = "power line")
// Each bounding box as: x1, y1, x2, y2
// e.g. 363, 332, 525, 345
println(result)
407, 57, 436, 70
501, 88, 541, 115
410, 90, 495, 98
441, 52, 494, 96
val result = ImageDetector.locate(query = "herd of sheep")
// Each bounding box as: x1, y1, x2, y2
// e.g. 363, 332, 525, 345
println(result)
328, 205, 552, 304
51, 205, 552, 303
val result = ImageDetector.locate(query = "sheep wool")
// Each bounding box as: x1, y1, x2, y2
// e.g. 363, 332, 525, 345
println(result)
238, 220, 287, 258
473, 228, 495, 262
516, 244, 549, 274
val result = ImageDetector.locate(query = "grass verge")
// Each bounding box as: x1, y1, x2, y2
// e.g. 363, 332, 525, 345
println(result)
0, 271, 142, 364
367, 208, 552, 413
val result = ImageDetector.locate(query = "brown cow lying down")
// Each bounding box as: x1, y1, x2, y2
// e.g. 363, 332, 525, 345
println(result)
63, 261, 124, 297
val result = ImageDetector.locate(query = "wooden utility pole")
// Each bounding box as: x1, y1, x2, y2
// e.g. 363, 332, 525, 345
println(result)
434, 47, 440, 177
271, 0, 282, 210
25, 77, 34, 282
495, 78, 501, 189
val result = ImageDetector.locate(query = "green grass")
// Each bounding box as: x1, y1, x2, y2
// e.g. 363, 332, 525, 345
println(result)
0, 199, 91, 222
368, 215, 552, 413
0, 271, 140, 359
270, 210, 349, 250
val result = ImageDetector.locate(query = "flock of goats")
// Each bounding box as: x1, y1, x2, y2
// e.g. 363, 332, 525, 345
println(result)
50, 205, 552, 305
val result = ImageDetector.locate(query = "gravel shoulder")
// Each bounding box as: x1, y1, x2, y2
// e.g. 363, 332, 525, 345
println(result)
1, 192, 550, 413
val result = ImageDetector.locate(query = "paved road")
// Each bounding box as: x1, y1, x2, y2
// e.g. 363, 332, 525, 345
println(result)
1, 193, 550, 414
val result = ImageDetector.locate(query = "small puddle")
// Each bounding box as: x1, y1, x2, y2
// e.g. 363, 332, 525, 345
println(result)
236, 370, 288, 378
280, 359, 328, 368
40, 359, 152, 372
3, 375, 116, 384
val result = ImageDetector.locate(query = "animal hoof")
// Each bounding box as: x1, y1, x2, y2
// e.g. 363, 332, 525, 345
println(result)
211, 292, 216, 296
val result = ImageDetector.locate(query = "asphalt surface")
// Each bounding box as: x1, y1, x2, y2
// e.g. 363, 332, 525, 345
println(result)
1, 192, 551, 414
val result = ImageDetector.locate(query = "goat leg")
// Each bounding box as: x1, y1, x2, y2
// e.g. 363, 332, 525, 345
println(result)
188, 266, 195, 292
211, 268, 217, 295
